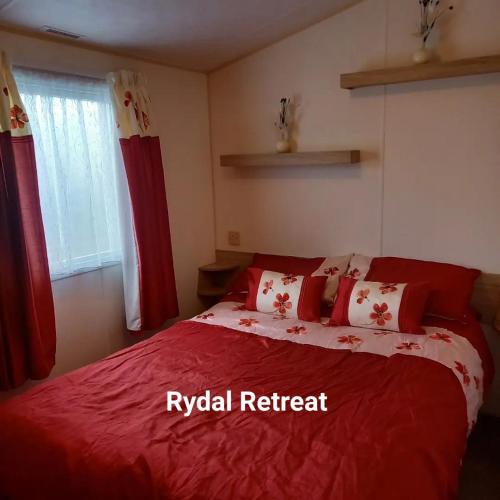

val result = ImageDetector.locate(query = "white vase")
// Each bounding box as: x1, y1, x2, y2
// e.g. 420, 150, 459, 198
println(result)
276, 131, 290, 153
412, 44, 433, 64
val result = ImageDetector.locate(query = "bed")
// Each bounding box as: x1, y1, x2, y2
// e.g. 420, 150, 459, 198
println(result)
0, 289, 494, 499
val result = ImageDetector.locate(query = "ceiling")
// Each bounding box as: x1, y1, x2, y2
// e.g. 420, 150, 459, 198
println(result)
0, 0, 361, 72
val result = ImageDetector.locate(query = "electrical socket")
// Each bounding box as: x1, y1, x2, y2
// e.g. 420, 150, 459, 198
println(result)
228, 231, 240, 246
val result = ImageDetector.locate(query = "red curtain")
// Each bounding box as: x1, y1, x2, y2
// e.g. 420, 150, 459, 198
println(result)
0, 133, 56, 390
120, 135, 178, 330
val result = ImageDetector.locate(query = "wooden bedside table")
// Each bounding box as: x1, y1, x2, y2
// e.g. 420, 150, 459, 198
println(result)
197, 262, 240, 306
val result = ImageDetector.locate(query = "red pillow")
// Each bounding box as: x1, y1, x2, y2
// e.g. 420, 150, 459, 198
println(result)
227, 269, 250, 293
330, 277, 430, 334
228, 253, 325, 293
245, 267, 327, 322
365, 257, 480, 320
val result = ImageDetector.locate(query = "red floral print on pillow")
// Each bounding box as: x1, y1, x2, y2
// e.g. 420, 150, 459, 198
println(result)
346, 268, 360, 279
379, 283, 398, 294
232, 305, 247, 311
10, 104, 29, 129
455, 361, 470, 386
356, 289, 370, 304
370, 303, 392, 326
239, 318, 259, 327
281, 274, 298, 285
429, 332, 452, 343
287, 326, 306, 335
262, 280, 273, 295
324, 266, 339, 276
396, 342, 421, 350
273, 293, 292, 315
337, 335, 362, 345
196, 313, 214, 320
331, 278, 429, 335
246, 267, 326, 322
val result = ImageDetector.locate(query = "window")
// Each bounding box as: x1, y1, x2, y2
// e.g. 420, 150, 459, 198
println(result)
15, 67, 122, 279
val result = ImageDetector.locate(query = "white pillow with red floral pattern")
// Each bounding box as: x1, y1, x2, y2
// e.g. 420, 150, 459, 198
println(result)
330, 277, 430, 334
344, 254, 373, 280
310, 255, 352, 304
245, 268, 327, 322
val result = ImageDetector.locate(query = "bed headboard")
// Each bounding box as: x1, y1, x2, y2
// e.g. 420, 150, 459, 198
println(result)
215, 249, 500, 332
470, 272, 500, 331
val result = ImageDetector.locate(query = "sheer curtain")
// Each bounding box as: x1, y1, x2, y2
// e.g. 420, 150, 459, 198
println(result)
14, 67, 123, 279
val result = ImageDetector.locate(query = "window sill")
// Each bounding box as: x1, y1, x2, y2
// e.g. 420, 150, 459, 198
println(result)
50, 262, 122, 282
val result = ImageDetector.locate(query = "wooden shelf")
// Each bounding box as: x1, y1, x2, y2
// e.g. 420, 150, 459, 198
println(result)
220, 150, 360, 167
340, 54, 500, 90
197, 260, 241, 304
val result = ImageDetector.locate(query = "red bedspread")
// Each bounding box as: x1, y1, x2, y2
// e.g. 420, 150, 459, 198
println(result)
0, 317, 491, 499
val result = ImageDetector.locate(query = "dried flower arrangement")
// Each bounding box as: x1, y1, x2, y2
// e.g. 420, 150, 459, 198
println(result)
418, 0, 454, 45
274, 97, 292, 153
275, 97, 291, 131
414, 0, 454, 63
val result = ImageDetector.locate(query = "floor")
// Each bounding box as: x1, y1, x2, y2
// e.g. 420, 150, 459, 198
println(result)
459, 413, 500, 499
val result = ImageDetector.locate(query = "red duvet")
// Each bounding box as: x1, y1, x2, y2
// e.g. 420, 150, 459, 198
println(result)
0, 313, 493, 500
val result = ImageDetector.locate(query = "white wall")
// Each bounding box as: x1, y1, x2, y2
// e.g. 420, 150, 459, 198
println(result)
0, 29, 215, 386
209, 0, 387, 258
208, 0, 500, 412
209, 0, 500, 271
382, 0, 500, 270
51, 265, 128, 376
